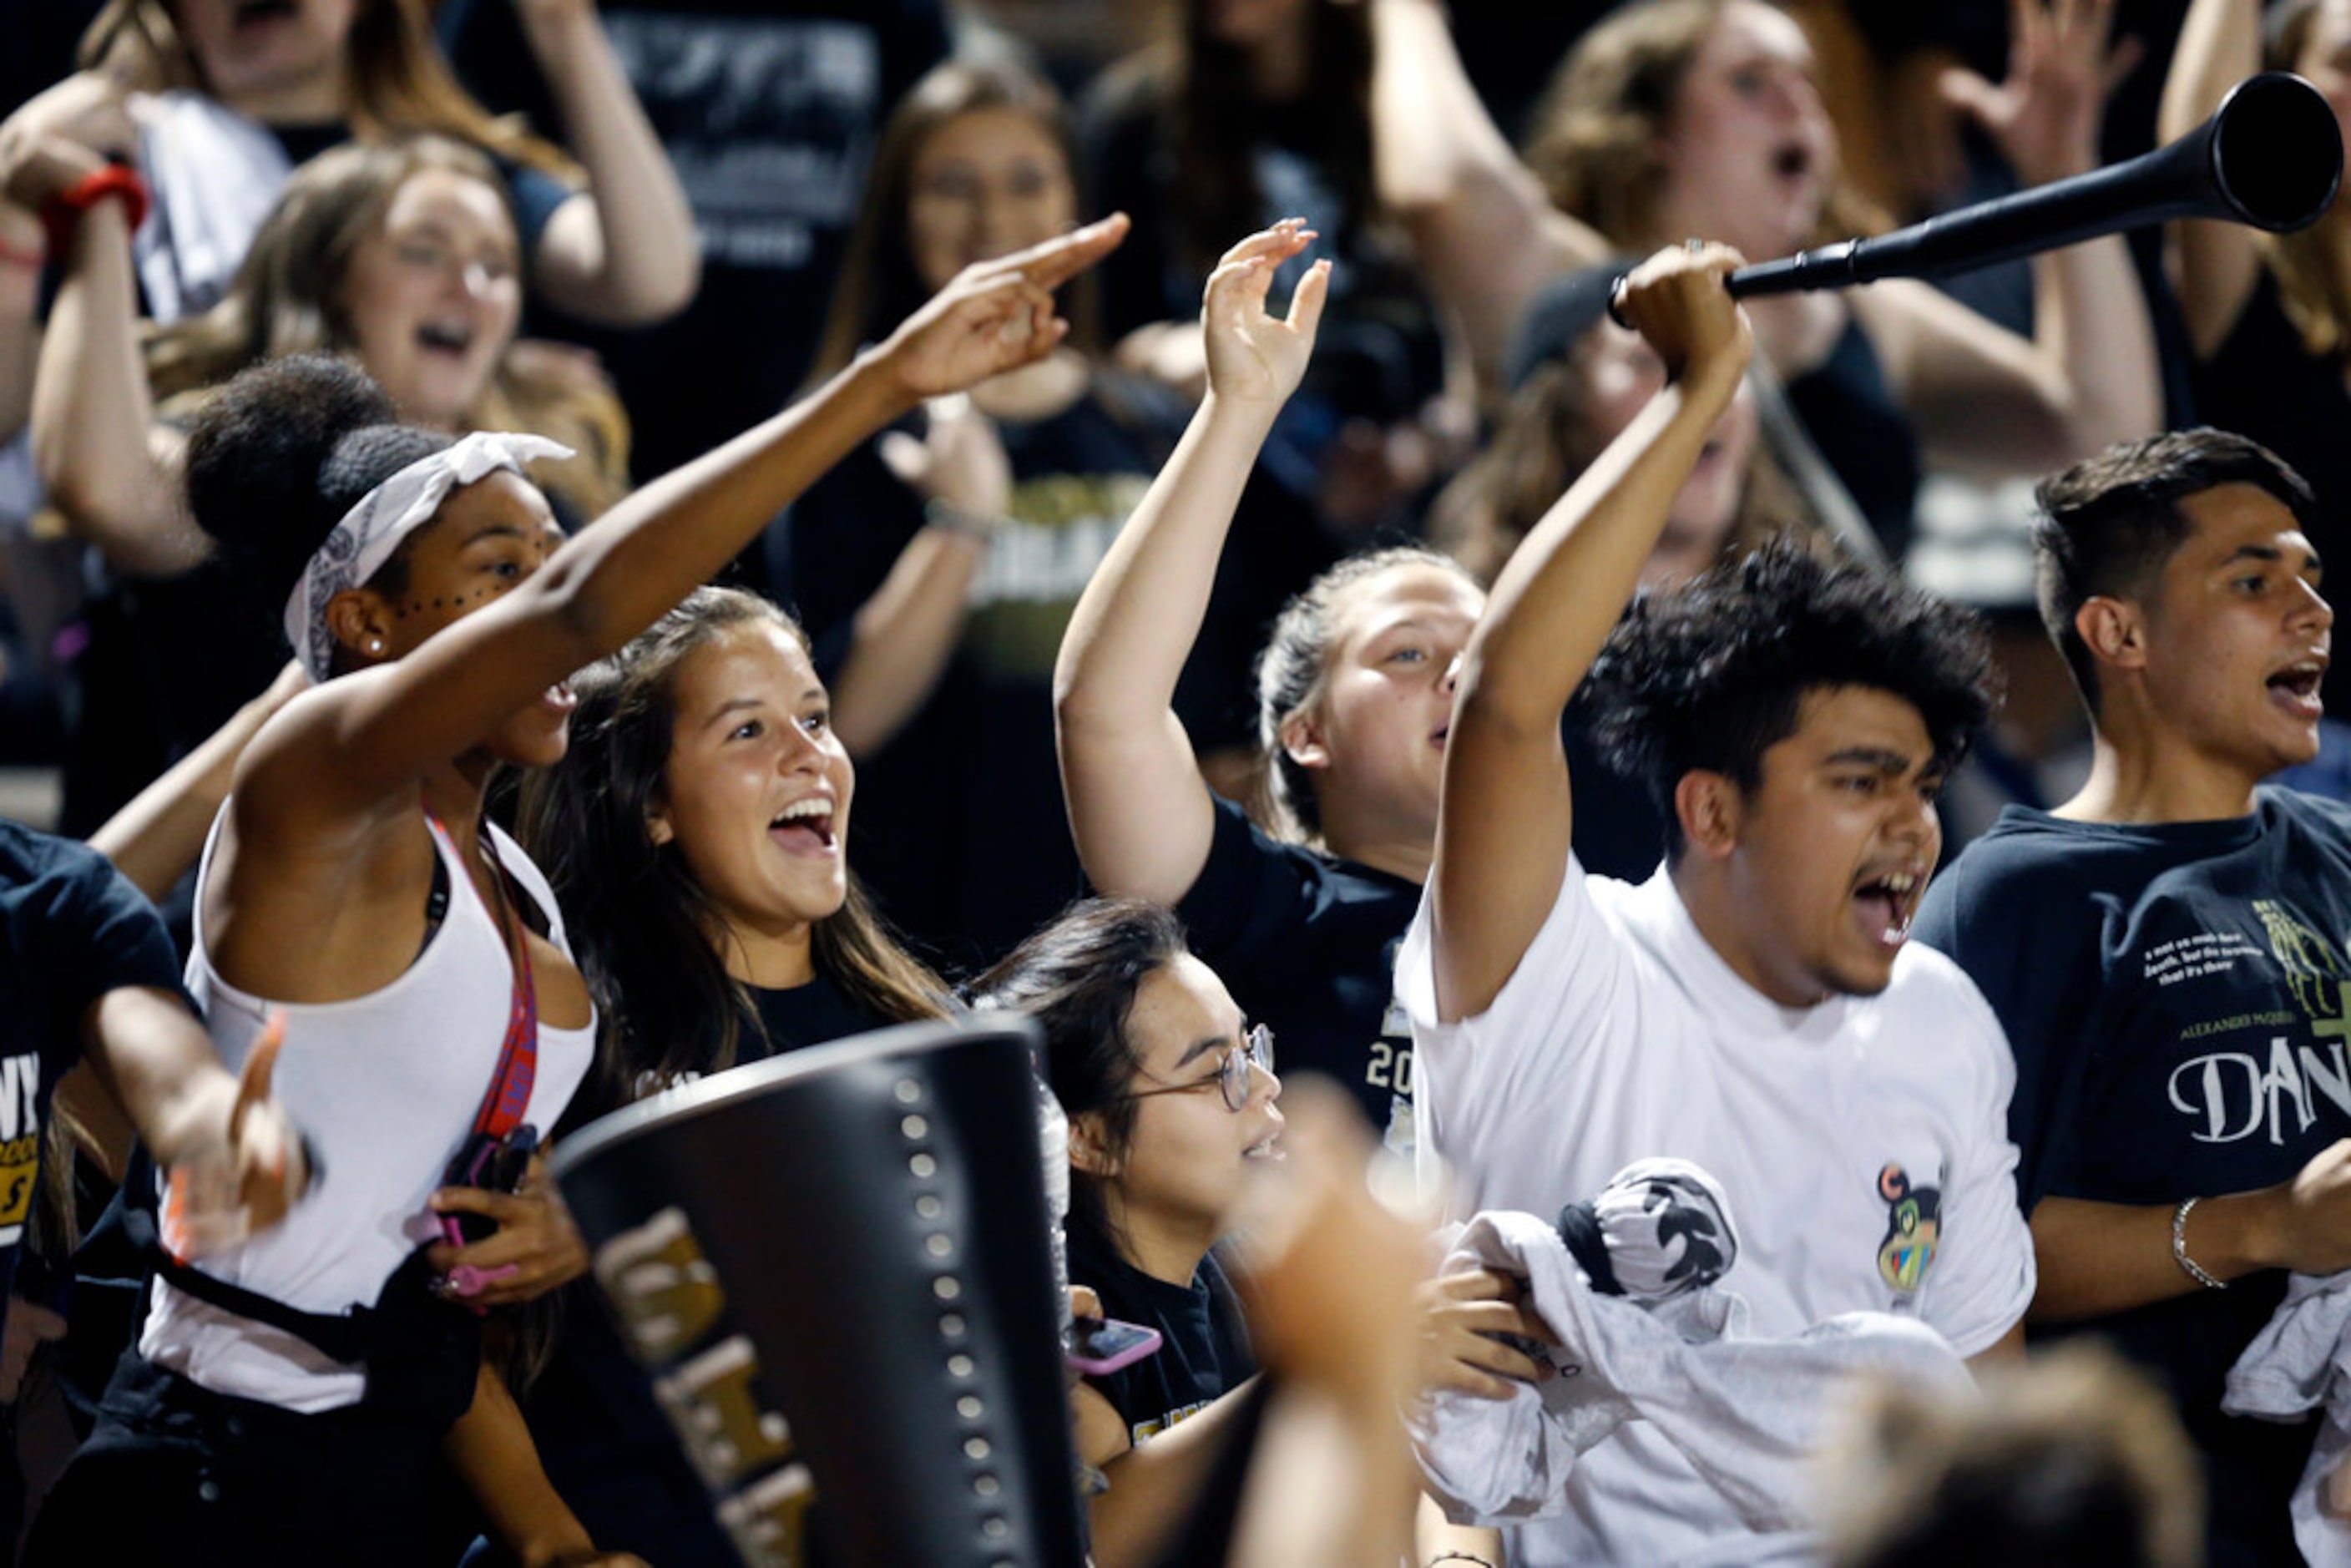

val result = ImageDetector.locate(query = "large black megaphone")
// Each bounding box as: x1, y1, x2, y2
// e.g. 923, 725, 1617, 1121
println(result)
1722, 70, 2342, 298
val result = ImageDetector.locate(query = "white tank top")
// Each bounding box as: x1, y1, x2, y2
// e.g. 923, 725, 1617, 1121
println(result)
142, 810, 595, 1413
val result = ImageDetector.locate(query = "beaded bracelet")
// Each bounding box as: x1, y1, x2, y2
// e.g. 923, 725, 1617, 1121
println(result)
2172, 1196, 2228, 1290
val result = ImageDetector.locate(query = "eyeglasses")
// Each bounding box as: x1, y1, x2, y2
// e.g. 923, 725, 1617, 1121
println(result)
1127, 1024, 1276, 1114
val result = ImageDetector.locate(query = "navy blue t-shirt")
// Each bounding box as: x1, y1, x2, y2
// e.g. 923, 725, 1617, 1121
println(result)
1914, 789, 2351, 1567
0, 825, 182, 1295
1176, 797, 1420, 1144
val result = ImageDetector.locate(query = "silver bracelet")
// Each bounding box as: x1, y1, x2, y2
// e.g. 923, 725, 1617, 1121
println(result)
2172, 1196, 2228, 1290
923, 496, 1005, 539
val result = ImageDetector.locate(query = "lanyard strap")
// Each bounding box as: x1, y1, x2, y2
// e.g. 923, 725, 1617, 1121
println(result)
426, 811, 538, 1141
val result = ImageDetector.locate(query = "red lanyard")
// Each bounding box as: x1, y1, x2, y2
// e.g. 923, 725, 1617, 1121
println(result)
427, 812, 538, 1140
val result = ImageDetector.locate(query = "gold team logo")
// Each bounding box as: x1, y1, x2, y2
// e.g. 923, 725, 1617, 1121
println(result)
1875, 1163, 1941, 1294
2257, 900, 2349, 1028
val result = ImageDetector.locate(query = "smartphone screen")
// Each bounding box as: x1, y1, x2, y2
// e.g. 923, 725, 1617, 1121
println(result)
1069, 1317, 1163, 1376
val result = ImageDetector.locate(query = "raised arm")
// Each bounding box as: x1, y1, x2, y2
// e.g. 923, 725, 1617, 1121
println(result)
90, 661, 306, 901
1054, 221, 1328, 903
0, 207, 38, 447
0, 70, 139, 451
509, 0, 700, 326
1858, 0, 2161, 473
2157, 0, 2264, 358
28, 189, 208, 577
1429, 245, 1750, 1023
1368, 0, 1608, 394
826, 396, 1010, 756
247, 216, 1128, 825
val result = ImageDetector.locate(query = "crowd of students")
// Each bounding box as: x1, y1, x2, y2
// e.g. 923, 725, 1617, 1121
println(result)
3, 0, 2351, 1563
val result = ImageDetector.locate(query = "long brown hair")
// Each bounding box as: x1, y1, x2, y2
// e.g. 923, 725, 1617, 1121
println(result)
2263, 1, 2351, 360
1170, 0, 1378, 284
808, 55, 1098, 382
1428, 351, 1818, 584
518, 588, 952, 1125
79, 0, 576, 180
1522, 0, 1880, 250
146, 135, 627, 519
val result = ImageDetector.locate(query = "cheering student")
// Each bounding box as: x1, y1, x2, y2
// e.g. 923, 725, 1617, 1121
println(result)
1914, 429, 2351, 1567
23, 213, 1125, 1566
1408, 242, 2033, 1564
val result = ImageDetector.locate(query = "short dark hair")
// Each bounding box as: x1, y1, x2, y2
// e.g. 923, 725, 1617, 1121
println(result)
2032, 428, 2318, 714
1583, 540, 1996, 857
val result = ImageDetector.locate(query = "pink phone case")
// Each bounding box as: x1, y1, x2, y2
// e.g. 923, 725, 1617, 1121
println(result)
1068, 1318, 1163, 1375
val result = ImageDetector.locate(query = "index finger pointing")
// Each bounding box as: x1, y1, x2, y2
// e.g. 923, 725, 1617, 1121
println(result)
988, 212, 1130, 292
230, 1010, 286, 1146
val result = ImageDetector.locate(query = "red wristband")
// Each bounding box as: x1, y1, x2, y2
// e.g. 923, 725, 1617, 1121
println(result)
40, 163, 150, 258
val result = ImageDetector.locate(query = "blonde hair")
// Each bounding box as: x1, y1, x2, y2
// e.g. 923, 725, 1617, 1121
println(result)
1253, 546, 1475, 842
79, 0, 576, 182
148, 135, 626, 519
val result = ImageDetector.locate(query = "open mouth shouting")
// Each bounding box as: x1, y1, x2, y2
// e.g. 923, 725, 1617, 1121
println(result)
769, 796, 839, 856
417, 320, 478, 358
232, 0, 301, 28
2268, 654, 2328, 721
1851, 862, 1925, 953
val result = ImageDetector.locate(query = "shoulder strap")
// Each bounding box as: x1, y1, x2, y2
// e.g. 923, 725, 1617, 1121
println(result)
421, 807, 538, 1141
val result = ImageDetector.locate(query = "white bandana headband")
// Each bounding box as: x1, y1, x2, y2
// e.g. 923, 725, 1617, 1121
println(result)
283, 431, 574, 681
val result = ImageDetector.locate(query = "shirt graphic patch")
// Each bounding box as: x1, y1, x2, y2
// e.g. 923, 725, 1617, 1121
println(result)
1876, 1162, 1941, 1294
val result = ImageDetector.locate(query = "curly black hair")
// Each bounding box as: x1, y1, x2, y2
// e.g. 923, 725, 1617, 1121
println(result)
182, 354, 449, 614
1582, 540, 1997, 857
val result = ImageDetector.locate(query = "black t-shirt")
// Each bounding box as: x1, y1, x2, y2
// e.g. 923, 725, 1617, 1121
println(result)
747, 972, 891, 1058
779, 381, 1213, 972
1565, 702, 1669, 884
1176, 797, 1420, 1144
1914, 790, 2351, 1567
526, 973, 893, 1567
0, 825, 182, 1298
438, 0, 951, 481
1782, 315, 1922, 563
1064, 1211, 1254, 1449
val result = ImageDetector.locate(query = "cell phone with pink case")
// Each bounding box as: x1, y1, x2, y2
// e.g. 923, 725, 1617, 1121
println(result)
1068, 1317, 1162, 1375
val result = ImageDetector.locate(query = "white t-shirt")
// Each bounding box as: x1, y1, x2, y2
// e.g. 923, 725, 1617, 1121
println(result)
1403, 857, 2034, 1565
